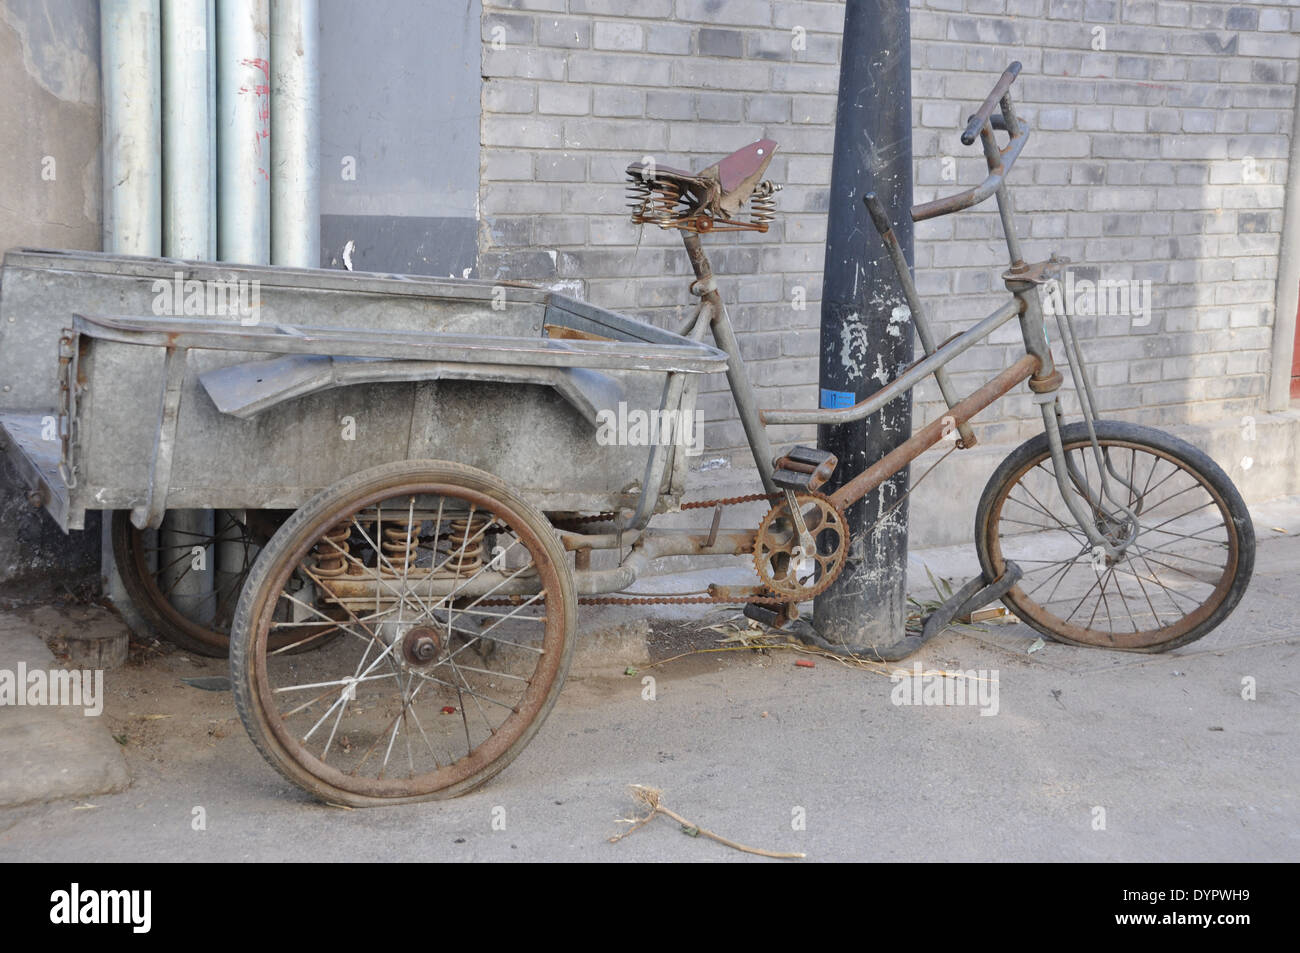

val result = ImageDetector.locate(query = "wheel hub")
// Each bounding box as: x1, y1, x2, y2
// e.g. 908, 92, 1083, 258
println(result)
400, 625, 443, 667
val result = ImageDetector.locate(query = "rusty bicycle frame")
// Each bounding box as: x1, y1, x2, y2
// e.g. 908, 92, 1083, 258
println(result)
561, 62, 1140, 638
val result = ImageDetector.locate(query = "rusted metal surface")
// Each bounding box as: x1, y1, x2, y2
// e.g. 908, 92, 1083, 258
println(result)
244, 470, 573, 802
14, 298, 722, 530
1002, 254, 1070, 285
761, 299, 1021, 426
960, 61, 1022, 145
863, 192, 976, 448
911, 62, 1028, 223
981, 435, 1242, 650
627, 139, 779, 234
771, 446, 837, 492
753, 493, 847, 601
828, 353, 1040, 511
1028, 368, 1064, 393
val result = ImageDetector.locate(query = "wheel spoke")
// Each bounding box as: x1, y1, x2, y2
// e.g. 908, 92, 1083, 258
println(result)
233, 469, 572, 803
986, 432, 1243, 648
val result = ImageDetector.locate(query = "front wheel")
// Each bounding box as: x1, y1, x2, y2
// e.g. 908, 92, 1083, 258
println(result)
975, 420, 1254, 652
230, 460, 576, 806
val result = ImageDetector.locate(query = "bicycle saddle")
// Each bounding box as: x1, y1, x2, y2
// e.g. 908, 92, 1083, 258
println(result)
626, 139, 780, 233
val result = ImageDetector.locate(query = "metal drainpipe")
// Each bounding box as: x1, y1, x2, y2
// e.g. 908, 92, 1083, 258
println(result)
101, 0, 163, 255
162, 0, 214, 259
161, 0, 218, 624
216, 0, 272, 264
271, 0, 321, 269
100, 0, 162, 611
214, 0, 273, 612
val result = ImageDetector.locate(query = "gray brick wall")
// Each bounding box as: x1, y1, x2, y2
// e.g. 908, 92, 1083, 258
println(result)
479, 0, 1298, 464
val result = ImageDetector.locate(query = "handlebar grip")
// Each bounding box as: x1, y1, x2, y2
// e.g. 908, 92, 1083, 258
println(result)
864, 192, 892, 235
961, 61, 1021, 146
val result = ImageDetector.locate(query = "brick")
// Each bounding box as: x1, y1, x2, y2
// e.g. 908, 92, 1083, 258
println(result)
791, 94, 835, 125
538, 85, 591, 115
487, 216, 531, 247
1084, 0, 1118, 21
921, 101, 961, 128
489, 0, 565, 10
483, 13, 535, 45
1036, 106, 1075, 131
483, 117, 564, 149
695, 92, 743, 121
646, 23, 693, 54
1237, 31, 1300, 59
535, 153, 588, 182
483, 152, 533, 181
482, 47, 566, 81
674, 59, 770, 91
698, 27, 744, 58
537, 17, 591, 48
769, 63, 839, 94
593, 21, 644, 51
1155, 2, 1189, 27
569, 53, 671, 86
1259, 8, 1290, 32
745, 93, 791, 123
565, 118, 668, 151
568, 0, 672, 15
1225, 6, 1258, 31
481, 183, 563, 214
770, 2, 845, 33
532, 216, 586, 246
747, 29, 794, 61
482, 80, 537, 114
946, 16, 1020, 45
646, 90, 695, 120
675, 0, 772, 27
1122, 0, 1155, 24
593, 87, 645, 117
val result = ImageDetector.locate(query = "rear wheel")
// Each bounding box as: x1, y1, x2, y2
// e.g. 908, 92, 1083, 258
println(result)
975, 421, 1253, 652
111, 509, 282, 657
229, 460, 576, 806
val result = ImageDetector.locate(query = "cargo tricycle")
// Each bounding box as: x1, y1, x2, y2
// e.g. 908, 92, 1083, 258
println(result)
0, 64, 1253, 804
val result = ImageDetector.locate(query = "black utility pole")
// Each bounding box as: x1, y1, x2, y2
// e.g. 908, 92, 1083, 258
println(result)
815, 0, 914, 651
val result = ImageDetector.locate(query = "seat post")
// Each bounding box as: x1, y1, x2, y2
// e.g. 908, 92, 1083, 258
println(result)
681, 231, 778, 493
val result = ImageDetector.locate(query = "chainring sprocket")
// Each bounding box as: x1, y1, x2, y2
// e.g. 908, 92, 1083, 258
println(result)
753, 493, 848, 602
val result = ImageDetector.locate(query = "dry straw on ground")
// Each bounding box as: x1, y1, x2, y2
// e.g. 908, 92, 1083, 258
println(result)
609, 784, 806, 860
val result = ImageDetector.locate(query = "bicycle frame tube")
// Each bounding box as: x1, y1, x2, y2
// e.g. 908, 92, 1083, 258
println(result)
681, 231, 778, 495
614, 290, 715, 533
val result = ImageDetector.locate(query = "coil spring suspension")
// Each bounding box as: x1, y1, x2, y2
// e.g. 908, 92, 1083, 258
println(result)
749, 182, 780, 229
379, 521, 421, 574
312, 523, 352, 578
439, 514, 494, 575
627, 178, 684, 228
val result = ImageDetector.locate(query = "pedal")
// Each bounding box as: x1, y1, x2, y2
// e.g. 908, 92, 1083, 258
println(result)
772, 446, 838, 492
743, 601, 797, 630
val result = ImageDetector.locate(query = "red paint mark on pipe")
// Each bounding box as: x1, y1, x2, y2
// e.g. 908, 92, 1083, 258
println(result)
238, 57, 271, 182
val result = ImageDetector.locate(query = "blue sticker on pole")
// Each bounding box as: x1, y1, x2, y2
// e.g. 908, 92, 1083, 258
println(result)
820, 388, 856, 409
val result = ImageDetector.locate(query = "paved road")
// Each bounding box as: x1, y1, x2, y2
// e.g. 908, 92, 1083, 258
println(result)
1, 530, 1297, 863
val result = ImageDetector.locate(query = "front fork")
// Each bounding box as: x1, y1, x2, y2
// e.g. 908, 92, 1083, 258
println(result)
1010, 270, 1139, 562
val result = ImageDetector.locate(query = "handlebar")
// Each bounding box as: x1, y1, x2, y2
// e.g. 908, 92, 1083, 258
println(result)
961, 61, 1021, 145
864, 61, 1029, 232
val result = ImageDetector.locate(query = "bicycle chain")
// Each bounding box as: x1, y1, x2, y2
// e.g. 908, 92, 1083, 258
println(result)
548, 490, 781, 530
520, 490, 833, 608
